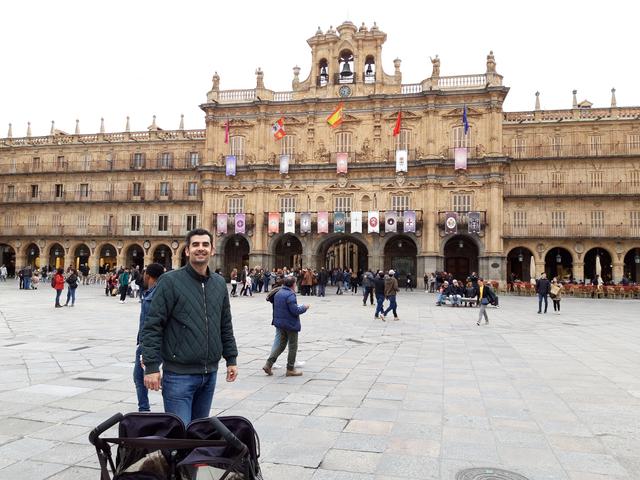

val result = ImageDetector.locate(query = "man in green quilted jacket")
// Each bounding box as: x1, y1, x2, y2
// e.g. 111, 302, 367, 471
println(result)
142, 229, 238, 425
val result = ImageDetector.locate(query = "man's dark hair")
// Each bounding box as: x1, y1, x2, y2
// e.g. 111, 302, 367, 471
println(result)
186, 228, 213, 246
145, 263, 165, 280
283, 276, 296, 287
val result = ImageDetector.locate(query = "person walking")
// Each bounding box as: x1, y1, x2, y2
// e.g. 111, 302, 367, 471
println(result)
52, 268, 65, 308
229, 268, 238, 297
0, 264, 7, 282
382, 269, 400, 320
362, 270, 374, 306
262, 276, 309, 377
550, 277, 563, 314
142, 229, 238, 425
373, 270, 386, 320
118, 268, 130, 304
335, 268, 344, 295
317, 267, 328, 297
476, 278, 495, 325
64, 267, 79, 307
405, 273, 413, 292
536, 272, 551, 314
133, 263, 164, 412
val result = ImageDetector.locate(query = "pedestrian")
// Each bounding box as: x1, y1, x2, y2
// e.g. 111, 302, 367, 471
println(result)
536, 272, 551, 314
64, 267, 79, 307
133, 263, 164, 412
361, 270, 374, 306
373, 270, 386, 320
0, 264, 7, 282
118, 267, 130, 304
317, 267, 328, 297
52, 268, 65, 308
550, 277, 563, 314
405, 273, 413, 292
230, 268, 238, 297
301, 268, 313, 296
262, 276, 309, 377
142, 228, 238, 425
476, 278, 495, 325
350, 269, 358, 294
382, 269, 400, 320
335, 268, 344, 295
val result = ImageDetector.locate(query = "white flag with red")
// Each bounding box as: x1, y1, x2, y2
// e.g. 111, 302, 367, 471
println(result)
272, 117, 286, 140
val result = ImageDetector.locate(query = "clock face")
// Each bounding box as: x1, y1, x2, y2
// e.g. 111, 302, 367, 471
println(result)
338, 85, 352, 97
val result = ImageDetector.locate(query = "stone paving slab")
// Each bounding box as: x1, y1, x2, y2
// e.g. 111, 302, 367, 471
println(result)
1, 282, 640, 478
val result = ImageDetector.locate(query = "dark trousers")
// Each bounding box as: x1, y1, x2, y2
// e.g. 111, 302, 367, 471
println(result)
362, 286, 373, 305
267, 328, 299, 370
553, 299, 561, 311
538, 293, 548, 313
120, 285, 128, 301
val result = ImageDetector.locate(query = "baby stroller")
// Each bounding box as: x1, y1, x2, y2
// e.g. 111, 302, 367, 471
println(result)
89, 412, 262, 480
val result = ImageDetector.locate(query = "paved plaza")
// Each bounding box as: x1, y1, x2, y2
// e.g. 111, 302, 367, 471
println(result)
0, 281, 639, 479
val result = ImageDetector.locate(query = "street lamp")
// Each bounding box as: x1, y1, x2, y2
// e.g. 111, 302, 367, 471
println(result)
555, 250, 562, 264
517, 250, 524, 262
54, 249, 60, 257
234, 238, 240, 247
458, 239, 464, 249
635, 252, 640, 264
30, 249, 35, 256
397, 240, 403, 248
286, 239, 291, 247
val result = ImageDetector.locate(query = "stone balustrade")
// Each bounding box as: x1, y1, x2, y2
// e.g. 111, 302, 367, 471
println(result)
437, 74, 487, 89
0, 129, 205, 146
504, 106, 640, 123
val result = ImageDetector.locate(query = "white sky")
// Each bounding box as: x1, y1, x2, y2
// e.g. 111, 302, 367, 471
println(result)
1, 0, 637, 137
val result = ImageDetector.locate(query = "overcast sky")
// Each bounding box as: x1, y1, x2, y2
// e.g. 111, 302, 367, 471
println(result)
1, 0, 637, 137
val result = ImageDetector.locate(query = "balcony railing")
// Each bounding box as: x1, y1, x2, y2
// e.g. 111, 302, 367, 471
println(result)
504, 106, 640, 123
503, 224, 640, 238
504, 181, 640, 197
437, 211, 488, 231
504, 143, 640, 159
1, 189, 202, 204
1, 224, 188, 237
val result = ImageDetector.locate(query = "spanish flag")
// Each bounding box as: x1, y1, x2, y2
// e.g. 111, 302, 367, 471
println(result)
327, 103, 344, 128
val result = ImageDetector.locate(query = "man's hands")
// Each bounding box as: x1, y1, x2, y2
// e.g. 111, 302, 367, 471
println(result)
305, 304, 311, 310
226, 365, 238, 382
144, 372, 162, 391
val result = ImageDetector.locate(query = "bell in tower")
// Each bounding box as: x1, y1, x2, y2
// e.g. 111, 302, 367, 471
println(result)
339, 50, 354, 81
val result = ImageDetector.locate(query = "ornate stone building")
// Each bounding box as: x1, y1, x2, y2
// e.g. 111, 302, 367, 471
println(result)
1, 21, 639, 285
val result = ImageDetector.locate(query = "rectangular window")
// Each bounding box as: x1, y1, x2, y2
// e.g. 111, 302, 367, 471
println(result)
336, 132, 352, 153
27, 215, 37, 228
628, 134, 640, 154
32, 156, 41, 171
513, 211, 527, 228
52, 214, 62, 228
334, 196, 352, 212
56, 155, 66, 170
77, 214, 88, 228
6, 185, 15, 200
159, 152, 172, 168
189, 152, 199, 167
452, 126, 471, 149
187, 182, 198, 196
79, 183, 89, 198
186, 214, 197, 231
55, 184, 64, 198
281, 135, 296, 156
551, 211, 566, 230
629, 170, 640, 187
133, 152, 144, 169
452, 193, 471, 212
82, 154, 92, 171
513, 173, 526, 189
230, 136, 245, 165
3, 214, 13, 228
279, 196, 296, 213
391, 195, 410, 212
591, 210, 605, 235
512, 138, 526, 158
132, 182, 142, 197
158, 215, 169, 232
106, 153, 114, 170
551, 171, 565, 188
131, 214, 141, 232
589, 135, 602, 156
631, 211, 640, 236
31, 185, 39, 198
551, 136, 563, 156
159, 182, 170, 197
227, 197, 245, 214
395, 129, 411, 152
589, 171, 603, 188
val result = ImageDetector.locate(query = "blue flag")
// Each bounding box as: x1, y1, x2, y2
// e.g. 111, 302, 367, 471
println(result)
462, 105, 469, 135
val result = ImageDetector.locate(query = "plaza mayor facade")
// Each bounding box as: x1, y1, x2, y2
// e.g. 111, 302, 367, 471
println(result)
1, 21, 640, 285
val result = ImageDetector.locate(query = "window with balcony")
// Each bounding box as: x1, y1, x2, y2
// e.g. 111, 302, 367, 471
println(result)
132, 182, 142, 197
551, 136, 564, 156
629, 170, 640, 187
392, 195, 410, 212
82, 154, 92, 171
513, 173, 526, 189
452, 193, 471, 212
227, 197, 245, 214
52, 214, 62, 229
590, 210, 605, 234
589, 135, 602, 156
631, 211, 640, 236
159, 152, 172, 168
30, 185, 39, 198
79, 183, 89, 198
158, 215, 169, 232
159, 182, 170, 197
512, 137, 526, 158
395, 129, 411, 152
32, 156, 41, 171
452, 126, 471, 149
3, 214, 13, 228
281, 135, 296, 157
77, 214, 88, 229
627, 134, 640, 154
589, 171, 603, 188
187, 182, 198, 197
6, 185, 15, 200
132, 152, 145, 169
55, 184, 64, 198
335, 131, 352, 154
514, 210, 527, 228
279, 196, 296, 213
56, 156, 66, 170
189, 151, 199, 167
230, 136, 245, 165
551, 171, 566, 188
334, 196, 352, 212
27, 215, 37, 228
130, 214, 141, 232
551, 211, 566, 231
186, 214, 198, 231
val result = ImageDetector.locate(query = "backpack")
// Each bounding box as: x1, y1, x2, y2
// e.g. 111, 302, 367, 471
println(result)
51, 275, 56, 288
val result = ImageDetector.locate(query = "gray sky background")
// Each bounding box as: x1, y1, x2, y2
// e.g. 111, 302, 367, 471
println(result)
1, 0, 637, 137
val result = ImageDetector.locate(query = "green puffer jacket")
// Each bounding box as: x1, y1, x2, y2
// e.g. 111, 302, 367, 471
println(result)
142, 264, 238, 375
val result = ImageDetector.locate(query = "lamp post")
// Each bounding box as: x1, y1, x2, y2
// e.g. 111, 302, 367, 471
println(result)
555, 250, 562, 264
517, 250, 524, 263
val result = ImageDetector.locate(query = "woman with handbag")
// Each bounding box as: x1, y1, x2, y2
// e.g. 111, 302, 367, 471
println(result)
550, 277, 563, 314
230, 268, 238, 297
476, 278, 495, 326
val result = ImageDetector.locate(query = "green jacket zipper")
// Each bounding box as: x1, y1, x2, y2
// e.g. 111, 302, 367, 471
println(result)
202, 282, 208, 374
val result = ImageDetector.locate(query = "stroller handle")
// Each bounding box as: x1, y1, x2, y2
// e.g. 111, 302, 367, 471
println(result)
209, 416, 246, 453
89, 412, 124, 446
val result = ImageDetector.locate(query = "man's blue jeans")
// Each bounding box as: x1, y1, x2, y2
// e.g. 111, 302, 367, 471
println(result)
65, 287, 76, 306
317, 284, 326, 297
133, 345, 149, 412
538, 293, 548, 313
383, 295, 398, 318
375, 293, 385, 317
162, 370, 217, 426
23, 277, 31, 290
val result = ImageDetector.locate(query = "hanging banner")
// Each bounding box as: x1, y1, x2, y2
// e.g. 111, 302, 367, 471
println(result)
468, 211, 481, 234
445, 212, 458, 235
284, 211, 295, 234
317, 211, 329, 234
336, 152, 348, 174
395, 150, 408, 173
217, 213, 227, 235
351, 211, 362, 233
279, 154, 289, 174
225, 155, 236, 176
404, 210, 416, 233
454, 147, 467, 170
300, 212, 311, 233
268, 212, 280, 234
334, 212, 346, 233
385, 210, 398, 233
368, 211, 380, 233
235, 213, 245, 234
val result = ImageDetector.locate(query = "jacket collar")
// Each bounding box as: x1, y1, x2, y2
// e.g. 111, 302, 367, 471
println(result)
185, 262, 211, 283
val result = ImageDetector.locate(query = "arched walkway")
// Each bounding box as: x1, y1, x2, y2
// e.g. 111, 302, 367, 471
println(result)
73, 243, 91, 271
126, 244, 144, 271
506, 246, 535, 282
584, 248, 612, 284
153, 244, 172, 270
544, 247, 573, 281
443, 235, 479, 281
383, 235, 417, 286
99, 243, 118, 273
316, 235, 369, 272
25, 243, 40, 269
623, 247, 640, 283
0, 244, 16, 276
275, 234, 303, 270
49, 243, 65, 270
223, 235, 250, 277
180, 247, 188, 268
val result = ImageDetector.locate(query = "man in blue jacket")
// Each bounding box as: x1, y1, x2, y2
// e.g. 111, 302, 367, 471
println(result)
262, 276, 310, 377
133, 262, 164, 412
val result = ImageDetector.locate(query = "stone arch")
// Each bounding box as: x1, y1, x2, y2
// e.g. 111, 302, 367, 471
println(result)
623, 247, 640, 282
442, 235, 481, 281
221, 235, 251, 278
506, 246, 535, 282
0, 243, 17, 276
584, 247, 613, 284
382, 234, 418, 286
314, 234, 369, 272
153, 244, 172, 270
273, 234, 303, 270
544, 247, 574, 281
97, 243, 118, 273
25, 242, 40, 268
70, 243, 91, 271
125, 243, 144, 271
48, 243, 66, 270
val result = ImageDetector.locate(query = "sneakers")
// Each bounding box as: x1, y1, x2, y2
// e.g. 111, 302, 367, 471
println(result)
394, 317, 399, 321
262, 364, 273, 376
286, 369, 303, 377
380, 314, 386, 322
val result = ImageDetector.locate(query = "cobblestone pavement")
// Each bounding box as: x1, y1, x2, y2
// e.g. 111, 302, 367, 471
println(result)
0, 281, 639, 479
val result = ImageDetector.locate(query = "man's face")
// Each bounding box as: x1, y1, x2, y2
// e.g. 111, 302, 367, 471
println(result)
186, 234, 214, 266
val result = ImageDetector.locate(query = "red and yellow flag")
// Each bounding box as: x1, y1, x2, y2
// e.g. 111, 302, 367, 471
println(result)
327, 103, 344, 128
393, 111, 402, 136
272, 117, 286, 140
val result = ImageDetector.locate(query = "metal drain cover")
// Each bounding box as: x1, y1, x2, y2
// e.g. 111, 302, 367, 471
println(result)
456, 468, 529, 480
